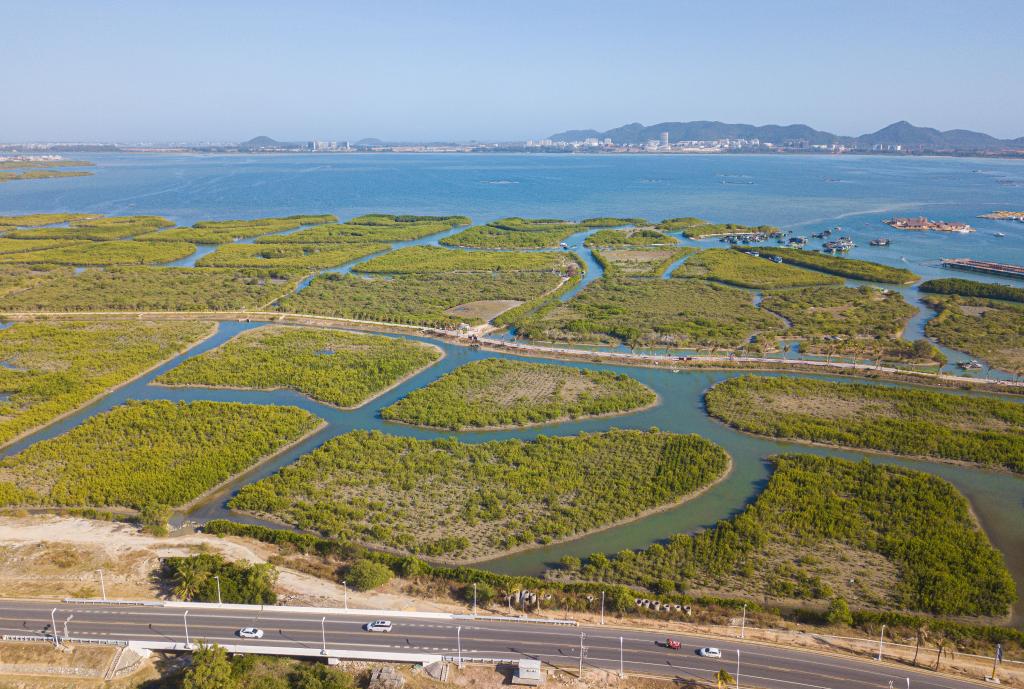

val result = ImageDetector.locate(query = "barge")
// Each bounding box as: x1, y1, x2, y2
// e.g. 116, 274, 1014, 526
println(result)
942, 257, 1024, 279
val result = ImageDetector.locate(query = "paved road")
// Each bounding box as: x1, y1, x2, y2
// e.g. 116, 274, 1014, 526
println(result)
0, 600, 987, 689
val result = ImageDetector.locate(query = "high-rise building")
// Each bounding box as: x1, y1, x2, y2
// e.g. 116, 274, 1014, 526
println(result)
660, 131, 669, 147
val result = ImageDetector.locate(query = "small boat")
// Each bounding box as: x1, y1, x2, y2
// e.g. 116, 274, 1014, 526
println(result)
958, 360, 983, 370
994, 232, 1007, 238
870, 238, 890, 247
560, 242, 569, 249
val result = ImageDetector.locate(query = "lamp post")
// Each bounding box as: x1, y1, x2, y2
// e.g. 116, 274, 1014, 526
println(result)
473, 583, 477, 615
578, 632, 586, 677
343, 580, 348, 610
619, 636, 624, 678
740, 603, 746, 639
877, 624, 886, 661
600, 591, 605, 625
97, 569, 106, 602
50, 608, 59, 647
321, 616, 327, 655
457, 626, 463, 668
214, 575, 222, 606
183, 610, 190, 648
736, 649, 740, 689
63, 614, 74, 641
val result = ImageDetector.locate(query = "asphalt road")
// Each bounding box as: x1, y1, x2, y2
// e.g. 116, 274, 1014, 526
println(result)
0, 600, 986, 689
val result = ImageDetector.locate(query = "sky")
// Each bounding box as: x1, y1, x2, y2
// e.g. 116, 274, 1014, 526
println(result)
2, 0, 1023, 143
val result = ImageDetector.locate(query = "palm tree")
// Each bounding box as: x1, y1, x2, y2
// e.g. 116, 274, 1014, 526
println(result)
715, 669, 734, 689
912, 624, 929, 666
172, 558, 208, 601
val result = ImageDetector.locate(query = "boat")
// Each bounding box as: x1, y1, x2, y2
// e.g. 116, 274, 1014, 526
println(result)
869, 238, 890, 247
994, 232, 1007, 238
560, 242, 569, 249
958, 360, 983, 370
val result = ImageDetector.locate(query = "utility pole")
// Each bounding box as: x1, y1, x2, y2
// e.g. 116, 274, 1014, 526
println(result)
990, 643, 1002, 682
457, 626, 463, 668
183, 610, 190, 648
736, 649, 740, 689
214, 575, 222, 606
97, 569, 106, 601
578, 632, 586, 677
740, 603, 746, 639
63, 614, 74, 640
50, 608, 59, 647
473, 583, 477, 615
343, 580, 348, 610
321, 617, 327, 655
600, 591, 605, 625
877, 624, 886, 661
619, 636, 624, 678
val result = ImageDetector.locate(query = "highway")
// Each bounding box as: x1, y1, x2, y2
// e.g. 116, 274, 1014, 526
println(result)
0, 600, 989, 689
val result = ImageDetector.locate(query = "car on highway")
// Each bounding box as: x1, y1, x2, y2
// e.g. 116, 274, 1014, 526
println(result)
238, 627, 264, 639
365, 620, 393, 633
697, 647, 722, 658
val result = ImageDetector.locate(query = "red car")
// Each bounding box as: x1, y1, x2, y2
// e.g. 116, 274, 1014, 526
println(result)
666, 638, 681, 650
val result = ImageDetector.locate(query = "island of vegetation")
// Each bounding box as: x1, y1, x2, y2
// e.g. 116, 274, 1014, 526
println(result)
441, 217, 580, 249
353, 245, 574, 274
979, 211, 1024, 222
0, 238, 84, 255
138, 214, 337, 244
579, 217, 648, 227
746, 247, 920, 284
593, 246, 695, 277
156, 326, 441, 408
0, 266, 302, 312
0, 213, 100, 228
229, 429, 729, 559
0, 320, 213, 446
920, 277, 1024, 303
0, 239, 196, 266
923, 294, 1024, 373
380, 358, 655, 430
0, 169, 91, 183
584, 228, 677, 247
266, 214, 469, 244
705, 375, 1024, 473
4, 215, 174, 241
513, 275, 781, 350
674, 249, 842, 289
656, 217, 780, 239
0, 159, 94, 183
569, 453, 1016, 617
196, 241, 386, 270
884, 216, 974, 233
0, 399, 321, 510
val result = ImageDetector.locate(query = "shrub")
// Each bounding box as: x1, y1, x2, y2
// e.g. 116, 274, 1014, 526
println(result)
346, 559, 393, 591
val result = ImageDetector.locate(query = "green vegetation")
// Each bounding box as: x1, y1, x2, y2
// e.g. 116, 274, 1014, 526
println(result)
705, 375, 1024, 472
0, 238, 83, 254
674, 249, 842, 289
0, 400, 320, 509
196, 242, 385, 269
230, 429, 729, 559
381, 358, 655, 430
655, 217, 710, 231
346, 559, 393, 591
0, 169, 92, 182
0, 160, 94, 170
442, 217, 579, 249
593, 247, 695, 277
0, 239, 195, 265
920, 278, 1024, 303
181, 650, 356, 689
0, 213, 99, 228
349, 213, 470, 226
924, 295, 1024, 373
750, 247, 920, 284
579, 217, 648, 227
0, 266, 301, 312
139, 214, 336, 244
584, 228, 677, 247
6, 215, 174, 240
759, 285, 932, 362
157, 326, 440, 407
580, 453, 1016, 616
163, 553, 277, 604
516, 276, 781, 349
353, 245, 575, 274
265, 214, 469, 245
0, 320, 211, 446
277, 271, 564, 327
656, 218, 779, 239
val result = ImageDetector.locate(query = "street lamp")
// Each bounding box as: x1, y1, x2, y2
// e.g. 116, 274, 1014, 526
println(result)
63, 614, 74, 641
740, 603, 746, 639
50, 608, 59, 647
600, 591, 605, 625
457, 626, 463, 668
321, 616, 327, 655
214, 575, 222, 606
619, 636, 624, 678
736, 649, 740, 689
473, 583, 477, 615
877, 624, 886, 661
578, 632, 586, 677
97, 569, 106, 602
343, 580, 348, 610
183, 610, 190, 648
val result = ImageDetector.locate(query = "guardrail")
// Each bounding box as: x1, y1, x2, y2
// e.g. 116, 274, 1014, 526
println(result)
2, 634, 126, 647
2, 634, 51, 642
456, 614, 578, 627
63, 598, 163, 607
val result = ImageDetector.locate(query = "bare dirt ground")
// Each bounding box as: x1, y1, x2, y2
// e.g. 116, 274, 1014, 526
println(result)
444, 300, 523, 322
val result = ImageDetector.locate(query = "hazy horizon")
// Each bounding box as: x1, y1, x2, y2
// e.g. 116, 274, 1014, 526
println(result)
2, 0, 1023, 142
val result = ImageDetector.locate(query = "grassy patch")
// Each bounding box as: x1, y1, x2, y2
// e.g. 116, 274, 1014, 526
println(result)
354, 246, 575, 274
5, 215, 173, 240
139, 214, 336, 243
580, 217, 649, 227
381, 358, 655, 429
517, 276, 781, 349
276, 271, 564, 327
579, 453, 1016, 616
751, 247, 919, 284
656, 218, 779, 238
920, 278, 1024, 304
0, 266, 301, 311
0, 169, 92, 182
674, 249, 841, 289
0, 238, 85, 254
265, 214, 469, 244
196, 241, 386, 269
442, 217, 579, 249
0, 400, 320, 509
585, 228, 678, 247
705, 375, 1024, 472
594, 247, 696, 277
0, 239, 195, 265
156, 325, 440, 407
759, 286, 930, 362
924, 295, 1024, 373
0, 213, 100, 228
0, 320, 212, 446
229, 429, 728, 559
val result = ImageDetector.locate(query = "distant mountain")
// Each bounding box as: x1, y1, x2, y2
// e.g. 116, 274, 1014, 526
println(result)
549, 120, 1022, 150
239, 136, 306, 150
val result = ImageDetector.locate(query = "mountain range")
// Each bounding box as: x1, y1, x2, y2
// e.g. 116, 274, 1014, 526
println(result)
550, 120, 1024, 150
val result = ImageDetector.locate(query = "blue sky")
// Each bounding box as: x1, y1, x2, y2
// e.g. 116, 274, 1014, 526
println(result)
2, 0, 1022, 142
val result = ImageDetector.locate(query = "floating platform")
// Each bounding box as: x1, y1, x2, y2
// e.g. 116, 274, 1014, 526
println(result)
942, 258, 1024, 279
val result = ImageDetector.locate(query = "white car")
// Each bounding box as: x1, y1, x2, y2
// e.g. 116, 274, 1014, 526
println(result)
698, 647, 722, 658
238, 627, 264, 639
365, 620, 393, 633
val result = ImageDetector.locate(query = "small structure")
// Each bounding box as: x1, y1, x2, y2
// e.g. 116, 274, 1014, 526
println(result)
369, 666, 405, 689
512, 659, 544, 686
